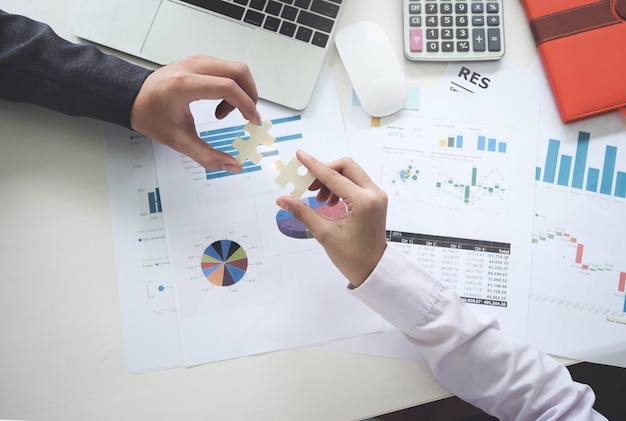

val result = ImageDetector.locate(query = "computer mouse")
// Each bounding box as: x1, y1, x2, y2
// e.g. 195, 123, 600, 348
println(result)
335, 21, 407, 117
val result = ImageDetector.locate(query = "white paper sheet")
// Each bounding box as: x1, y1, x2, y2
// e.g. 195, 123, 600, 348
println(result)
525, 67, 626, 367
344, 85, 539, 342
152, 70, 383, 366
442, 59, 626, 367
103, 124, 183, 373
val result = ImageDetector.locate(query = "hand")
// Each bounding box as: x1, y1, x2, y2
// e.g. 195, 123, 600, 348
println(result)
276, 150, 388, 287
130, 55, 262, 172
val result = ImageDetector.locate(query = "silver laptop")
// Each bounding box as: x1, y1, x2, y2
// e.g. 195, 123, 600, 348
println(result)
73, 0, 345, 110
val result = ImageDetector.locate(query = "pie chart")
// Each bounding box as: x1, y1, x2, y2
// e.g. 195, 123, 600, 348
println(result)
276, 197, 347, 239
201, 240, 248, 287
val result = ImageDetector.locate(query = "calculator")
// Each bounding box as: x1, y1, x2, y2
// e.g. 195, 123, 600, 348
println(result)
403, 0, 505, 61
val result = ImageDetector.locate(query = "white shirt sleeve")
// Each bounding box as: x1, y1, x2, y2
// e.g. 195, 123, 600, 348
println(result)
349, 246, 606, 421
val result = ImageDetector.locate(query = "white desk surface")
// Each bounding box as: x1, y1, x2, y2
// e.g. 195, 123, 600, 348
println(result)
0, 1, 558, 420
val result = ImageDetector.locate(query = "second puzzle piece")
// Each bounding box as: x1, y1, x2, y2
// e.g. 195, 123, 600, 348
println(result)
274, 157, 316, 199
230, 120, 315, 198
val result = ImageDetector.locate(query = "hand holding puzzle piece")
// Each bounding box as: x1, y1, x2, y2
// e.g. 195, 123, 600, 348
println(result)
231, 120, 315, 198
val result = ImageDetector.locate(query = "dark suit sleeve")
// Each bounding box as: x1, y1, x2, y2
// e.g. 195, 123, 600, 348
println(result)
0, 10, 153, 128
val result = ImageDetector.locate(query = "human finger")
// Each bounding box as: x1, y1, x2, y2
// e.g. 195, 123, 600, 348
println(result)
174, 132, 243, 172
296, 150, 377, 199
275, 195, 334, 240
180, 73, 261, 124
182, 55, 259, 104
176, 56, 261, 123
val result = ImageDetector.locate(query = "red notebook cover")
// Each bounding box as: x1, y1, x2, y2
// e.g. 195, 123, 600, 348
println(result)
521, 0, 626, 123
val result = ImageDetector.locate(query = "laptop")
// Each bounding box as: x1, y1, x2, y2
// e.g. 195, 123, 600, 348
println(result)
73, 0, 345, 110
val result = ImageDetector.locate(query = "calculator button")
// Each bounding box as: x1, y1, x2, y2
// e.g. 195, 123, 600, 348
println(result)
409, 4, 421, 14
409, 16, 422, 26
488, 28, 501, 51
410, 28, 423, 52
487, 3, 500, 13
472, 3, 484, 13
472, 16, 485, 26
457, 40, 470, 52
425, 16, 438, 26
440, 3, 453, 14
473, 28, 486, 52
427, 41, 439, 52
487, 16, 500, 26
426, 28, 439, 39
425, 3, 438, 14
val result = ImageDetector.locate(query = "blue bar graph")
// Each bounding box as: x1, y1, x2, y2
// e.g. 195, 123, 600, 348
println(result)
200, 115, 302, 180
476, 135, 506, 153
148, 188, 162, 214
586, 168, 600, 192
600, 146, 617, 195
557, 155, 572, 186
537, 131, 625, 198
616, 172, 626, 198
543, 139, 560, 184
572, 131, 589, 189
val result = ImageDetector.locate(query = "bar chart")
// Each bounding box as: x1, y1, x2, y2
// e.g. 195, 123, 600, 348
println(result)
147, 187, 162, 214
201, 115, 303, 181
439, 134, 507, 153
536, 130, 626, 198
532, 225, 626, 313
435, 167, 506, 205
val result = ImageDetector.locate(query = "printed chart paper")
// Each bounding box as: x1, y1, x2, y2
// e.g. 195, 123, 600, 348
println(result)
103, 124, 183, 373
442, 59, 626, 367
153, 71, 383, 366
527, 74, 626, 367
346, 87, 539, 341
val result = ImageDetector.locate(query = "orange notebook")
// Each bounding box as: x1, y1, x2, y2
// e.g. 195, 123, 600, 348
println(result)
521, 0, 626, 123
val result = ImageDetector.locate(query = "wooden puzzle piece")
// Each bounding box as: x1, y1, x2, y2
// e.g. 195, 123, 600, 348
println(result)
232, 120, 275, 164
274, 157, 316, 198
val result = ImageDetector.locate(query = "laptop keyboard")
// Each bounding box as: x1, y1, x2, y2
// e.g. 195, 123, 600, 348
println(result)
180, 0, 343, 48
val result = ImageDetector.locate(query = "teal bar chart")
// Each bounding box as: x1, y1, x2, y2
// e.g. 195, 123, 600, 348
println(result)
536, 131, 626, 198
200, 115, 303, 180
148, 187, 162, 214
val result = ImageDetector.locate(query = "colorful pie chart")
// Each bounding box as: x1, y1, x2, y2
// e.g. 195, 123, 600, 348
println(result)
201, 240, 248, 286
276, 197, 347, 239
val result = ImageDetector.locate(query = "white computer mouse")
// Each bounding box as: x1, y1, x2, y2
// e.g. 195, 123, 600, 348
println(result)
335, 21, 407, 117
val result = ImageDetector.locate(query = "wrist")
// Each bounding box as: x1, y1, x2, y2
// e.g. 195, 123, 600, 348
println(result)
347, 243, 387, 288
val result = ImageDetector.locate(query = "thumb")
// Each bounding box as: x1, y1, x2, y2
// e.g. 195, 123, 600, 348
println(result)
276, 196, 330, 239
